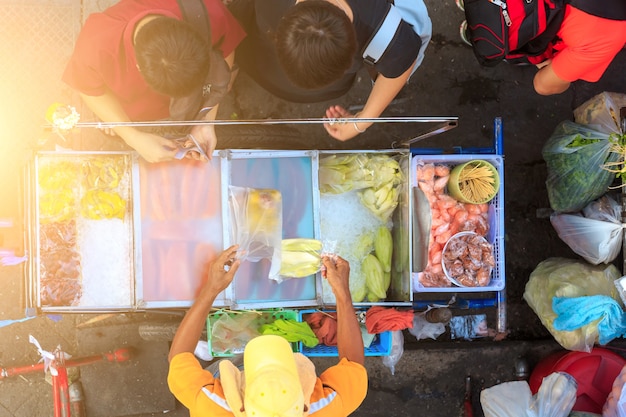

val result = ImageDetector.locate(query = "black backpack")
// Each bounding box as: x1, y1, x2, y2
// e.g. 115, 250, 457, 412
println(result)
464, 0, 626, 67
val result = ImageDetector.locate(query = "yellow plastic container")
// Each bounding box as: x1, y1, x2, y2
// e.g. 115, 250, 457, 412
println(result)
448, 159, 500, 204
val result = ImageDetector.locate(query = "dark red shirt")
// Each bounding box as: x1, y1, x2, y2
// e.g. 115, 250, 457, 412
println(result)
62, 0, 246, 121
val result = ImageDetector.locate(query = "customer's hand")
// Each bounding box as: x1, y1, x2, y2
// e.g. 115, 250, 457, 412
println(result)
124, 130, 179, 163
324, 105, 365, 141
322, 255, 352, 303
200, 245, 240, 299
188, 124, 217, 161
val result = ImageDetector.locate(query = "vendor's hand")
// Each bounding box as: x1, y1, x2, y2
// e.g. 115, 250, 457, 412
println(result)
323, 105, 364, 142
201, 245, 240, 298
322, 255, 352, 303
188, 124, 217, 161
124, 130, 179, 163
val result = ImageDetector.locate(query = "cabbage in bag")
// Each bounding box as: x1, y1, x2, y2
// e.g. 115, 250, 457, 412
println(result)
523, 258, 621, 352
542, 121, 619, 213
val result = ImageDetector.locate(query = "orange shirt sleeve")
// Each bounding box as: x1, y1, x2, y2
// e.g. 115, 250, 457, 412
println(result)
167, 353, 234, 417
551, 6, 626, 82
309, 358, 368, 416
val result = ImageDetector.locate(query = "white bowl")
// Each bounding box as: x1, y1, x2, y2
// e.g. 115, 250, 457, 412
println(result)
441, 232, 494, 287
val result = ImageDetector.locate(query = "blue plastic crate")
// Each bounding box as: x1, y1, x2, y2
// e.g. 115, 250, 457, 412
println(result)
298, 309, 392, 357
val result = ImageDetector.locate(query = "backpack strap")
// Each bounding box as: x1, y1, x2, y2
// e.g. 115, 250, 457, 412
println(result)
362, 3, 402, 65
177, 0, 212, 42
568, 0, 626, 20
170, 0, 232, 120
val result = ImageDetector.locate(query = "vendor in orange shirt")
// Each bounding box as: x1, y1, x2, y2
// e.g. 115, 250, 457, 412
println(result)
167, 246, 368, 417
533, 5, 626, 96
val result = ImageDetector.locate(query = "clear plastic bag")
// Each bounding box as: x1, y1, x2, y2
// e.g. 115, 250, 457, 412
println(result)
408, 311, 446, 340
604, 364, 626, 417
523, 258, 621, 352
550, 195, 624, 265
382, 330, 404, 376
542, 121, 619, 213
210, 312, 261, 355
228, 186, 282, 281
573, 91, 626, 135
529, 372, 577, 417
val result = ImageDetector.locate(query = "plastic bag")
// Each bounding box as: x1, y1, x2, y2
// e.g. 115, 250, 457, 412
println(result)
550, 195, 624, 265
278, 238, 331, 280
228, 186, 282, 281
480, 380, 533, 417
604, 364, 626, 417
529, 372, 577, 417
408, 311, 446, 340
542, 121, 619, 213
480, 372, 576, 417
382, 330, 404, 375
574, 92, 626, 135
210, 312, 261, 355
523, 257, 621, 352
449, 314, 489, 340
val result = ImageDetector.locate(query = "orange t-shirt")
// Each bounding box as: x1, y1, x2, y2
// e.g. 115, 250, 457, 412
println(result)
168, 353, 368, 417
551, 5, 626, 82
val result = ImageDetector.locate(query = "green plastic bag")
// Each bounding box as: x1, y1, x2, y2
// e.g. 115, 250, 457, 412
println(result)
523, 257, 621, 352
542, 121, 619, 213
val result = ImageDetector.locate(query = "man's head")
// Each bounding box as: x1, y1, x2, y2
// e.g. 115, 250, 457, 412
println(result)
134, 17, 211, 98
274, 0, 357, 90
244, 335, 306, 417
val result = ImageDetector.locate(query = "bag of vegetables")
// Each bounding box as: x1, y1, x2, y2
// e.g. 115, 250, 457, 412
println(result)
542, 121, 620, 213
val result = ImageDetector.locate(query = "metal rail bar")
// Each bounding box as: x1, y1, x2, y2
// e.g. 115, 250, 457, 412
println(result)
43, 116, 458, 130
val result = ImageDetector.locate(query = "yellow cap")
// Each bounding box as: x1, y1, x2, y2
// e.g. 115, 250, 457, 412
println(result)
244, 335, 304, 417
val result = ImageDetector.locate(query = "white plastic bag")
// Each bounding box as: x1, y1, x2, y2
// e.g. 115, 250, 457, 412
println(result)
228, 186, 282, 281
408, 311, 446, 340
529, 372, 577, 417
480, 380, 533, 417
604, 365, 626, 417
550, 195, 623, 265
480, 372, 577, 417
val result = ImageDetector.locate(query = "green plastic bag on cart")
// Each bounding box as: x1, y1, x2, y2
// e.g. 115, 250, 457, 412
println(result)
542, 121, 619, 213
523, 257, 622, 352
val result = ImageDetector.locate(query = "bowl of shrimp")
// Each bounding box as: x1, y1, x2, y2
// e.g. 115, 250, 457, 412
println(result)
441, 231, 496, 287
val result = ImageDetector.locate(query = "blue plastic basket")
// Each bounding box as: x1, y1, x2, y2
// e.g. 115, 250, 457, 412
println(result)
207, 308, 300, 357
298, 309, 392, 357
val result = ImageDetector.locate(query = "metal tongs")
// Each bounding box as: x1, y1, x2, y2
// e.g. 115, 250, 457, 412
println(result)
172, 133, 209, 160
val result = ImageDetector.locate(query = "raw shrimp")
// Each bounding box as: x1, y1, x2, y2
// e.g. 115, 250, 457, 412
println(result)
434, 165, 450, 177
476, 267, 491, 286
448, 259, 464, 277
434, 175, 449, 192
416, 161, 494, 288
465, 203, 482, 215
444, 238, 467, 259
456, 273, 477, 287
417, 163, 435, 182
442, 233, 494, 287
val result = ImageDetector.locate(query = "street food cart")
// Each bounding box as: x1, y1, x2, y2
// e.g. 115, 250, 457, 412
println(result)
21, 116, 506, 336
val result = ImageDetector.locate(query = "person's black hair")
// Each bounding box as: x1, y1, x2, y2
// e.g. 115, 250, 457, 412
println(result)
135, 17, 210, 97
